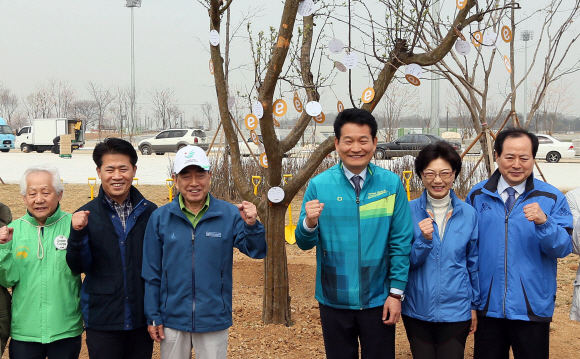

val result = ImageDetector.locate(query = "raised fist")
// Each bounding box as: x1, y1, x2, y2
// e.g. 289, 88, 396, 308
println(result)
0, 226, 14, 244
237, 201, 258, 226
72, 211, 90, 231
305, 200, 325, 228
418, 217, 434, 240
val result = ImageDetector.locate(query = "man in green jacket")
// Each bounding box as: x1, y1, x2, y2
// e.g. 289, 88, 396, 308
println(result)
0, 201, 11, 355
295, 108, 413, 359
0, 165, 83, 359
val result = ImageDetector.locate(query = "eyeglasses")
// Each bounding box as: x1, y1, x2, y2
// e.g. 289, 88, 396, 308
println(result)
422, 171, 454, 179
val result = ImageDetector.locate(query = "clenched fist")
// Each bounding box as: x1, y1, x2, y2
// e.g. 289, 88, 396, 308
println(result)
418, 217, 434, 240
523, 203, 547, 225
305, 200, 325, 228
0, 226, 14, 244
72, 211, 90, 231
237, 201, 258, 226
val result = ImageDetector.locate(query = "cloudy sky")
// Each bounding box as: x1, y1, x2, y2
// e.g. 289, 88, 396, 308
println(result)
0, 0, 578, 127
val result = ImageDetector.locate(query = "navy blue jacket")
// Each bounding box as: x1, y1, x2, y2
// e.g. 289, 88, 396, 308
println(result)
142, 194, 267, 333
466, 170, 572, 322
66, 186, 157, 331
402, 190, 480, 323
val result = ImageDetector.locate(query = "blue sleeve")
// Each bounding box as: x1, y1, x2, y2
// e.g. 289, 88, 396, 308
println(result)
467, 213, 480, 310
233, 211, 267, 259
409, 234, 433, 269
295, 181, 319, 251
535, 194, 573, 258
387, 181, 413, 291
66, 224, 92, 275
142, 212, 164, 326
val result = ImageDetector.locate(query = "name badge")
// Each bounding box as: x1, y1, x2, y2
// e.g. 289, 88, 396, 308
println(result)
54, 235, 68, 250
206, 232, 222, 238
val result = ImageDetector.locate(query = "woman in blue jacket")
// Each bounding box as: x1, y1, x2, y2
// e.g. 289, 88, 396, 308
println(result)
402, 142, 480, 359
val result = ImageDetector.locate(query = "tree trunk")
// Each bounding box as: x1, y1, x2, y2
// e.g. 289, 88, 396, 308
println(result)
260, 204, 291, 324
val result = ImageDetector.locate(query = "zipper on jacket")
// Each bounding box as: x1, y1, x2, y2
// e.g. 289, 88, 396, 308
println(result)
503, 196, 521, 318
357, 195, 362, 309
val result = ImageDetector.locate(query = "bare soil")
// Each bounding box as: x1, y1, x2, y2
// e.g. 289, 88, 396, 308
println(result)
0, 184, 578, 358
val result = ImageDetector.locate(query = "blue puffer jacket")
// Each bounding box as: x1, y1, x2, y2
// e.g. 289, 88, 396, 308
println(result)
466, 170, 572, 322
402, 190, 480, 323
142, 194, 267, 333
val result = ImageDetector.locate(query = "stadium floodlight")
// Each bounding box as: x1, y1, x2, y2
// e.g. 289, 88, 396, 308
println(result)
126, 0, 142, 7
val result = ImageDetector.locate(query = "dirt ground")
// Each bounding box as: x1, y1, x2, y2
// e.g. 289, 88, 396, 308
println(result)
0, 184, 579, 358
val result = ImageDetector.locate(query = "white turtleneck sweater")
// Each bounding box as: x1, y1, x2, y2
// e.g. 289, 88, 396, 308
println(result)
427, 192, 451, 240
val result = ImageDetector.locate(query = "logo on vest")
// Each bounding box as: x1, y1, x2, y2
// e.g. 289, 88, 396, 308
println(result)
368, 190, 388, 199
15, 246, 29, 259
481, 203, 492, 212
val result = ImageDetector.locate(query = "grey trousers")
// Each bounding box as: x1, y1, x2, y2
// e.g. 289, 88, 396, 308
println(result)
160, 327, 228, 359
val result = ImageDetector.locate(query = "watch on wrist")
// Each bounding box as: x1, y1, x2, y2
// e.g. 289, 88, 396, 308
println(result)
388, 292, 405, 301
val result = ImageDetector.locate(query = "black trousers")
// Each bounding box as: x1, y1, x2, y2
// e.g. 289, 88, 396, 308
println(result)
474, 316, 550, 359
86, 326, 153, 359
319, 303, 395, 359
9, 335, 82, 359
402, 314, 471, 359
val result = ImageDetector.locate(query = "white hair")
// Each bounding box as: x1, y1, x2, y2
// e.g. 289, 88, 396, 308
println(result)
20, 165, 64, 197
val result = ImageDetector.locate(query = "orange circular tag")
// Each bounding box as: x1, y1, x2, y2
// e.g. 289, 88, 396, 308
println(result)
250, 130, 260, 145
244, 114, 258, 130
405, 74, 421, 86
209, 60, 214, 74
273, 99, 288, 117
501, 26, 512, 43
337, 101, 344, 113
472, 31, 483, 47
313, 112, 326, 124
293, 95, 303, 112
259, 153, 268, 168
361, 88, 375, 104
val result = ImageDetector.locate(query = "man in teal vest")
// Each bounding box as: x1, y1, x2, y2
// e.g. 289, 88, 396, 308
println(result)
0, 165, 83, 359
296, 108, 413, 359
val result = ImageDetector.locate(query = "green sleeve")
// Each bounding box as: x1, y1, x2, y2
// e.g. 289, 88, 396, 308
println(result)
387, 180, 413, 291
0, 238, 19, 288
295, 181, 319, 251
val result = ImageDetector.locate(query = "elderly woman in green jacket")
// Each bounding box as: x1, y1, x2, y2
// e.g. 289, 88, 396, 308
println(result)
0, 165, 83, 359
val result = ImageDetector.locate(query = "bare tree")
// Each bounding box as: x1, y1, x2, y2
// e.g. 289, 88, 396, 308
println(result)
375, 82, 418, 142
0, 83, 19, 126
87, 82, 115, 139
48, 79, 77, 118
204, 0, 495, 325
72, 100, 99, 128
150, 88, 178, 130
523, 0, 580, 128
200, 102, 214, 130
23, 85, 54, 119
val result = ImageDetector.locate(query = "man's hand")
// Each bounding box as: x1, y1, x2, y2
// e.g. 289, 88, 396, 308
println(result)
0, 226, 14, 245
382, 296, 401, 325
523, 203, 547, 225
418, 218, 434, 240
469, 310, 478, 335
238, 201, 258, 226
305, 200, 325, 228
71, 211, 90, 231
148, 324, 165, 343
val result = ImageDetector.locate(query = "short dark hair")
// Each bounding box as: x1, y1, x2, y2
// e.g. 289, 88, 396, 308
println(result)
333, 108, 378, 140
494, 127, 538, 157
415, 141, 462, 179
93, 137, 138, 168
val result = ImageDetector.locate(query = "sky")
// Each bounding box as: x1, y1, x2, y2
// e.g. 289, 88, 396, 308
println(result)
0, 0, 578, 128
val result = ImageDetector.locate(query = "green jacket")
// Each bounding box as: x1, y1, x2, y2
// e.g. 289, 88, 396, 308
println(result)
0, 207, 83, 343
295, 163, 413, 310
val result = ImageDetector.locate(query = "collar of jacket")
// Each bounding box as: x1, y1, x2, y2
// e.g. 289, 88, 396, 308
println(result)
338, 161, 375, 178
418, 189, 463, 215
483, 169, 535, 195
24, 205, 67, 227
97, 185, 146, 209
167, 192, 223, 225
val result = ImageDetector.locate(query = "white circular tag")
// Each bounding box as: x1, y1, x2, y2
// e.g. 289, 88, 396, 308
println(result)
54, 235, 68, 250
253, 101, 264, 119
267, 187, 285, 203
483, 32, 498, 48
343, 52, 358, 69
328, 39, 344, 54
305, 101, 322, 116
209, 30, 220, 46
298, 0, 315, 16
455, 39, 471, 55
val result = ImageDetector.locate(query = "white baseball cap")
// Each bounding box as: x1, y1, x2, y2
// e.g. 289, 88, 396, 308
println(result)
173, 145, 211, 174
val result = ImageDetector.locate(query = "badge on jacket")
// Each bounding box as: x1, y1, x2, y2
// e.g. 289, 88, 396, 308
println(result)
54, 235, 68, 250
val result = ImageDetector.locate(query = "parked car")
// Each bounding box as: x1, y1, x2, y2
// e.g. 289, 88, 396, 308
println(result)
535, 134, 575, 163
375, 134, 461, 159
138, 128, 207, 155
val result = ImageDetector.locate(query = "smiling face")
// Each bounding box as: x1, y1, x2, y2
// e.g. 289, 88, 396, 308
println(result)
174, 166, 211, 213
421, 158, 455, 199
96, 154, 137, 204
334, 123, 377, 174
496, 136, 534, 186
22, 171, 62, 225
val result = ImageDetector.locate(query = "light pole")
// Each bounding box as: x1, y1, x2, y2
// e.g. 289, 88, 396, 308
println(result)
520, 30, 533, 125
430, 0, 441, 136
126, 1, 142, 138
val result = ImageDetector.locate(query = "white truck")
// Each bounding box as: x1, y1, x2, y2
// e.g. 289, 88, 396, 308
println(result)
15, 118, 85, 153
